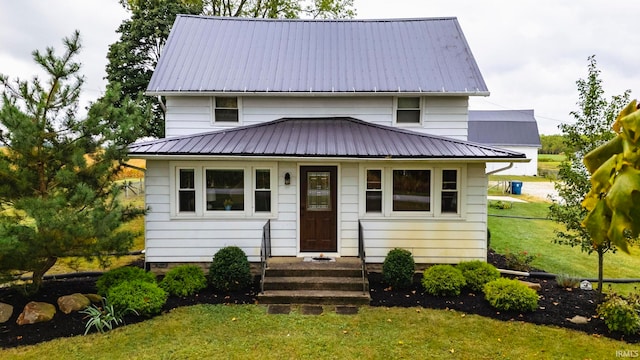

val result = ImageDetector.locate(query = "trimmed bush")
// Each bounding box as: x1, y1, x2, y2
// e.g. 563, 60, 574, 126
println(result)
159, 265, 208, 297
382, 248, 415, 289
422, 265, 466, 297
209, 246, 252, 292
597, 294, 640, 335
457, 261, 500, 293
484, 278, 538, 312
107, 280, 167, 317
96, 266, 156, 296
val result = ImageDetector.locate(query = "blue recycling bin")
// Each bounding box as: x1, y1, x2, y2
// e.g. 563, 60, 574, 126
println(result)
511, 181, 523, 195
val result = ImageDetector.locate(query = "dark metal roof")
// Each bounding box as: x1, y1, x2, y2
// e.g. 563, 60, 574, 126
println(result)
128, 117, 525, 159
147, 16, 488, 95
468, 110, 541, 147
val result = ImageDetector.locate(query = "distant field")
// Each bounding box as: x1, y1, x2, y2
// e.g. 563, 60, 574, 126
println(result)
538, 153, 563, 179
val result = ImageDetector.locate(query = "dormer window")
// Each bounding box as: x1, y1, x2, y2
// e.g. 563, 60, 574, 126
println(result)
214, 96, 239, 123
396, 97, 421, 124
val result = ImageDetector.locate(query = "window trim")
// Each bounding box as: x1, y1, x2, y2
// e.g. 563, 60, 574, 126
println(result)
212, 96, 242, 125
170, 161, 276, 219
365, 168, 383, 214
359, 164, 465, 219
393, 96, 422, 126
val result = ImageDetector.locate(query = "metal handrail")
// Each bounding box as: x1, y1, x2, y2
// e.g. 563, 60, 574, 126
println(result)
260, 219, 271, 294
358, 220, 367, 294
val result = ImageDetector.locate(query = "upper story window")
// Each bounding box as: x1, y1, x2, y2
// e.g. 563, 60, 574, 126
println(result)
214, 96, 239, 123
396, 97, 421, 124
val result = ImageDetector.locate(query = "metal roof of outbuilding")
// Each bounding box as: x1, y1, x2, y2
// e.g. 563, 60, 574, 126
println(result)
128, 117, 525, 159
468, 110, 541, 147
147, 16, 489, 95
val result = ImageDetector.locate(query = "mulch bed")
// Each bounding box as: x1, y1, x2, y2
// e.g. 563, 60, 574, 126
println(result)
1, 250, 638, 349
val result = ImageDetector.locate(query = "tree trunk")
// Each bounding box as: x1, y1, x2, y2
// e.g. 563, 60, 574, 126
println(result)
30, 256, 58, 294
597, 249, 604, 297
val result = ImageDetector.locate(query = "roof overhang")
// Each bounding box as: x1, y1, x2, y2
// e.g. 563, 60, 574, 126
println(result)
145, 90, 491, 97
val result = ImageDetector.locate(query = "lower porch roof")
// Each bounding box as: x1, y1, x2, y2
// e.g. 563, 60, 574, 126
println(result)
128, 117, 526, 160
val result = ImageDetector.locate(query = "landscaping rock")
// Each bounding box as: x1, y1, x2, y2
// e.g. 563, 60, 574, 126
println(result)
57, 293, 91, 314
83, 293, 103, 303
16, 302, 56, 325
567, 315, 590, 324
519, 280, 542, 291
0, 302, 14, 323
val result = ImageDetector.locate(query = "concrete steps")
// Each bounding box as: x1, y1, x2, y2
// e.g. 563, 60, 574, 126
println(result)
258, 257, 370, 305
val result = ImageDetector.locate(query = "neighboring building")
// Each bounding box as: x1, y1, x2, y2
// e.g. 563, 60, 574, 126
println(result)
468, 110, 541, 176
129, 15, 526, 270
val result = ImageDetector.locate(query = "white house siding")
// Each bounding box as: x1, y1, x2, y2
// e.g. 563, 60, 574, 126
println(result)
360, 162, 488, 264
144, 160, 488, 265
164, 96, 470, 140
485, 146, 538, 176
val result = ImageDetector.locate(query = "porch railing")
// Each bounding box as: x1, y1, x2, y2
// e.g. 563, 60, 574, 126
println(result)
358, 220, 367, 294
260, 219, 271, 294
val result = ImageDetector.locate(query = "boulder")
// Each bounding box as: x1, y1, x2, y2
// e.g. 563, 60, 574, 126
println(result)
518, 280, 542, 291
83, 293, 103, 303
0, 302, 14, 323
57, 293, 91, 314
16, 301, 56, 325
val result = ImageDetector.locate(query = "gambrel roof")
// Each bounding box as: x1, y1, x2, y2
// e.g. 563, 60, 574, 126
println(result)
129, 117, 525, 159
468, 110, 541, 147
147, 16, 488, 95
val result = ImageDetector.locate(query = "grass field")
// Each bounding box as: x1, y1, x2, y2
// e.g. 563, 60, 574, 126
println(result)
0, 305, 627, 359
489, 201, 640, 294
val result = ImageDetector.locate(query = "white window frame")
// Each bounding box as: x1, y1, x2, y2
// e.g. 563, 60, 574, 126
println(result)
393, 96, 423, 126
170, 161, 276, 219
364, 168, 383, 214
212, 96, 242, 125
359, 164, 466, 219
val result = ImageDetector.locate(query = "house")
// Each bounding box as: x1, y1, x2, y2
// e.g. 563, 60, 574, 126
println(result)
128, 15, 527, 272
468, 110, 541, 176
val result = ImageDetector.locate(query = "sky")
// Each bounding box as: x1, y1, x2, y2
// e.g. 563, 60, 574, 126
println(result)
0, 0, 638, 135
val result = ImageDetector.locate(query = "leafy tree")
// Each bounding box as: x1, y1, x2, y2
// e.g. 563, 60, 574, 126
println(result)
582, 100, 640, 253
0, 32, 147, 293
107, 0, 356, 140
548, 55, 630, 294
104, 0, 203, 139
539, 134, 568, 154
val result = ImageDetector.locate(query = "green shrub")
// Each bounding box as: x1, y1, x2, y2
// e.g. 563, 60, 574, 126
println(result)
422, 265, 466, 297
504, 250, 537, 272
382, 248, 415, 289
107, 280, 167, 317
209, 246, 252, 292
96, 266, 156, 296
160, 265, 208, 297
457, 261, 500, 292
597, 293, 640, 335
483, 278, 538, 312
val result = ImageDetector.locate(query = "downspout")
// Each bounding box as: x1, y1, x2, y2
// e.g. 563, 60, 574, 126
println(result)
486, 162, 513, 175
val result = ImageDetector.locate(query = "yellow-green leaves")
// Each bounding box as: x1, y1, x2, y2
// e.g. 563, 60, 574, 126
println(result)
583, 100, 640, 253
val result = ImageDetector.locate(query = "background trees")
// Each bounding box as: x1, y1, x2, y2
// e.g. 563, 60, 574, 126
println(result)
548, 55, 630, 294
0, 32, 147, 292
105, 0, 356, 140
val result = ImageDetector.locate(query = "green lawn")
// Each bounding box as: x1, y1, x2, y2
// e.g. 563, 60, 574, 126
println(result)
0, 305, 627, 359
489, 201, 640, 293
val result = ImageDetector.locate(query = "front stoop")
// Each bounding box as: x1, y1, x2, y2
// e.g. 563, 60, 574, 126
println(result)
258, 257, 370, 306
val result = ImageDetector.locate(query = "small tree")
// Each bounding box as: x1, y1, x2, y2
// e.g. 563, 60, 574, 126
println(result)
0, 32, 147, 293
548, 55, 630, 294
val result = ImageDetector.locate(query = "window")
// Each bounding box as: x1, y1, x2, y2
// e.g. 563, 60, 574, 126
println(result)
366, 169, 382, 212
178, 169, 195, 212
214, 96, 239, 122
396, 97, 421, 124
205, 169, 244, 211
255, 169, 271, 212
441, 169, 458, 213
393, 170, 431, 211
